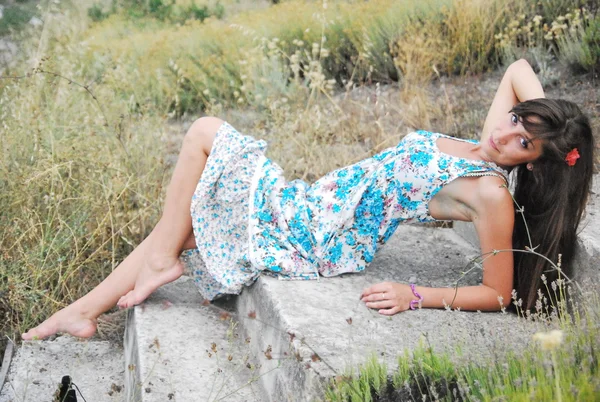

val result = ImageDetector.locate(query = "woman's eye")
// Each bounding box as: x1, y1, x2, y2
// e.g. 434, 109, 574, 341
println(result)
520, 137, 529, 149
511, 114, 519, 125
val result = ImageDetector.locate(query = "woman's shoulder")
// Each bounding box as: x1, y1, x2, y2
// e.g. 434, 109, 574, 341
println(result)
471, 175, 514, 218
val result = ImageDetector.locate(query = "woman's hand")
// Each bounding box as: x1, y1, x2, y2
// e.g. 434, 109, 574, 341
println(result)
360, 282, 417, 315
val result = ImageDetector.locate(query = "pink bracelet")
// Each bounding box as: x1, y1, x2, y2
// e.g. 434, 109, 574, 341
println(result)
409, 284, 423, 310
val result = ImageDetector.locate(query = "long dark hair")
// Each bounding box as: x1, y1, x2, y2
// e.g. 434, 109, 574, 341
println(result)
510, 98, 595, 311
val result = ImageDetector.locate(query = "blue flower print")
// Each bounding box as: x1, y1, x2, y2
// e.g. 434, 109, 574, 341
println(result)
187, 124, 508, 300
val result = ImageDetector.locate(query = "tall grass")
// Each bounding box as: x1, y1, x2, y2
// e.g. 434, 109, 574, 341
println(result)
75, 0, 597, 121
0, 8, 170, 337
75, 0, 517, 116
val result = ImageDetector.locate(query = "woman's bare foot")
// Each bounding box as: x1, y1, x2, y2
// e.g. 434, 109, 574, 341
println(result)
22, 306, 97, 341
117, 256, 184, 309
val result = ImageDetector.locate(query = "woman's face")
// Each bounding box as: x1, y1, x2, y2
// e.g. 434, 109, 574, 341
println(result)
483, 112, 544, 168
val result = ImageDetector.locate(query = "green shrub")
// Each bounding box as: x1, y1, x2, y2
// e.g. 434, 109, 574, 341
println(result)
582, 13, 600, 69
537, 0, 586, 22
90, 0, 225, 24
87, 3, 111, 22
186, 3, 210, 21
148, 0, 172, 19
0, 3, 37, 36
557, 11, 600, 74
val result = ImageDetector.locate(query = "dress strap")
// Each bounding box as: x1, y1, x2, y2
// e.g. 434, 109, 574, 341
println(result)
461, 170, 509, 187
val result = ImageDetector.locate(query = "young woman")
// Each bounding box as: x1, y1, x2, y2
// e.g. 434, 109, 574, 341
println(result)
22, 59, 594, 340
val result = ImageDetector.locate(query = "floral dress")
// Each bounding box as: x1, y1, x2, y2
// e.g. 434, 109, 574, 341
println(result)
182, 122, 508, 301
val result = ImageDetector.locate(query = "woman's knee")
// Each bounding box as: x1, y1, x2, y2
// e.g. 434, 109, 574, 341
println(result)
184, 116, 224, 155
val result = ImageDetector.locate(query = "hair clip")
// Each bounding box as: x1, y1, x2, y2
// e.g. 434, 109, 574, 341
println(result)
565, 148, 580, 166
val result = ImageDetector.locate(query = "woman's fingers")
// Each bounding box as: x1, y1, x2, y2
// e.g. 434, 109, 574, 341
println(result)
365, 299, 396, 309
361, 282, 411, 315
361, 282, 392, 299
361, 290, 391, 303
379, 306, 402, 315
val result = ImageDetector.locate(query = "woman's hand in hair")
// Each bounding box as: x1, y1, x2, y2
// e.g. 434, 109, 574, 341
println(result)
482, 59, 545, 140
360, 282, 415, 315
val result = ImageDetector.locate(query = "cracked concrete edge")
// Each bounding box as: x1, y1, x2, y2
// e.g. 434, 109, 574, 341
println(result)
0, 341, 14, 396
236, 278, 329, 402
124, 277, 265, 402
239, 287, 544, 402
124, 308, 142, 402
451, 220, 479, 249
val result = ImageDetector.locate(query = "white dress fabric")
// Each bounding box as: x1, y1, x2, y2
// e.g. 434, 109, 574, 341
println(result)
182, 122, 508, 301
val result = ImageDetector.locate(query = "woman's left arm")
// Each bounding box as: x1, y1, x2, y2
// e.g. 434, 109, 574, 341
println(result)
482, 59, 545, 139
362, 179, 515, 314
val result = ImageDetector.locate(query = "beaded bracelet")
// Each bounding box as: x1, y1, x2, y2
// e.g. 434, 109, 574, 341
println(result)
409, 284, 423, 310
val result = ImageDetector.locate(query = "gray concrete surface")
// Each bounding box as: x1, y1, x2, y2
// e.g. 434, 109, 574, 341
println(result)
452, 220, 479, 249
124, 276, 262, 402
235, 225, 544, 401
572, 175, 600, 294
0, 336, 124, 402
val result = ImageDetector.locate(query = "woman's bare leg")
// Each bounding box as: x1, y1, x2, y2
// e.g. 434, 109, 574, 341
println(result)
22, 117, 224, 340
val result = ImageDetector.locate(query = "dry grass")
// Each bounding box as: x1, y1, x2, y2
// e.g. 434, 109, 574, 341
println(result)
0, 9, 171, 337
71, 0, 517, 116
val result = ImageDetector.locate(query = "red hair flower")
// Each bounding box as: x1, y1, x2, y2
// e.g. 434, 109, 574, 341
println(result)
565, 148, 580, 166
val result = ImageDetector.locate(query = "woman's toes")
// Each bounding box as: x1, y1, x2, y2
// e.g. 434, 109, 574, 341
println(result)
22, 329, 40, 341
117, 292, 133, 309
21, 313, 97, 340
117, 295, 126, 309
22, 321, 56, 341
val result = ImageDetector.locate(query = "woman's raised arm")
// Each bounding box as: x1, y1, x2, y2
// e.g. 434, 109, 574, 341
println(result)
481, 59, 545, 139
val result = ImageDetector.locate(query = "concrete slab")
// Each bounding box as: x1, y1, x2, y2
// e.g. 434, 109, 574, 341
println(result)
0, 336, 124, 402
235, 225, 545, 401
124, 276, 263, 402
452, 220, 479, 248
572, 175, 600, 293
